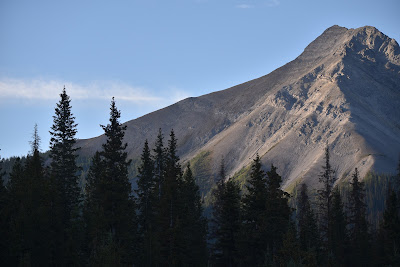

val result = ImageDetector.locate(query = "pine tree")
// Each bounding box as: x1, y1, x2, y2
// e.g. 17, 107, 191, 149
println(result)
264, 164, 291, 264
0, 150, 5, 192
380, 186, 400, 265
135, 139, 156, 266
330, 187, 348, 266
49, 87, 82, 265
157, 129, 184, 265
49, 87, 80, 210
153, 128, 166, 202
7, 125, 53, 265
148, 128, 166, 266
180, 163, 208, 266
240, 154, 268, 266
296, 183, 319, 262
347, 168, 370, 266
84, 151, 105, 262
277, 222, 303, 266
211, 158, 241, 267
6, 157, 24, 193
5, 158, 24, 265
84, 98, 137, 266
0, 151, 10, 265
317, 144, 336, 254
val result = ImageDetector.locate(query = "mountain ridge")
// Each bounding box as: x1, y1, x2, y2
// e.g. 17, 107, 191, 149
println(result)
76, 25, 400, 190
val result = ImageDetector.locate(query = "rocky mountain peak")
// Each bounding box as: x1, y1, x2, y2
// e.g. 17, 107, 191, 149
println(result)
298, 25, 399, 68
76, 25, 400, 193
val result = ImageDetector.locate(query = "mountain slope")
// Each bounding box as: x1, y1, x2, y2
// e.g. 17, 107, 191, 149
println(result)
77, 25, 400, 190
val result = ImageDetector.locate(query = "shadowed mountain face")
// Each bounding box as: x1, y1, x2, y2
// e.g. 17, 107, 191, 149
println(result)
77, 25, 400, 190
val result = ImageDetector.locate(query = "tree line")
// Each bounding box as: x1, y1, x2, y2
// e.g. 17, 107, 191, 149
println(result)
0, 88, 400, 266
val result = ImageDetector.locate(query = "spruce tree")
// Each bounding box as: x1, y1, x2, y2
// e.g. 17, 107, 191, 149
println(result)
49, 87, 81, 265
0, 150, 5, 193
84, 151, 105, 262
380, 186, 400, 265
264, 164, 291, 264
157, 129, 184, 265
8, 125, 52, 265
135, 139, 156, 266
0, 151, 10, 265
180, 163, 208, 266
240, 154, 268, 266
153, 128, 166, 202
49, 87, 80, 210
330, 187, 348, 266
296, 183, 319, 262
211, 158, 241, 267
277, 222, 303, 266
317, 144, 336, 254
6, 158, 24, 265
84, 98, 137, 266
149, 128, 166, 266
347, 168, 370, 266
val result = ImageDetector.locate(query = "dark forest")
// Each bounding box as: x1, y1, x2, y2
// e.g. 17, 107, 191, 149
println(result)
1, 89, 400, 266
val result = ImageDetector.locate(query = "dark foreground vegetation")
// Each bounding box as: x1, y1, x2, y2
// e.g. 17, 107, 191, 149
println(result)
1, 88, 400, 266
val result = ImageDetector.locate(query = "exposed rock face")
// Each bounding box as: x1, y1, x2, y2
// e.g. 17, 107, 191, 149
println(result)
77, 25, 400, 189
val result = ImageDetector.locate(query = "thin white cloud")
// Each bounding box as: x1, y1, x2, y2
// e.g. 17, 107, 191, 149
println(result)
265, 0, 280, 7
0, 78, 189, 105
236, 0, 280, 8
236, 4, 254, 8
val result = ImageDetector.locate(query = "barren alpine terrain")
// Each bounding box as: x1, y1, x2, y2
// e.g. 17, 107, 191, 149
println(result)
77, 25, 400, 190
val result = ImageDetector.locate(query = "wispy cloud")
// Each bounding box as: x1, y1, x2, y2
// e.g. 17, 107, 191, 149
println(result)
0, 78, 189, 105
265, 0, 280, 7
236, 4, 254, 9
236, 0, 280, 9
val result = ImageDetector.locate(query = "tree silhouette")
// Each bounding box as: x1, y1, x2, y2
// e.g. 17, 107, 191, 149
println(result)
48, 87, 82, 265
84, 98, 137, 265
211, 158, 241, 266
317, 144, 336, 254
240, 154, 268, 266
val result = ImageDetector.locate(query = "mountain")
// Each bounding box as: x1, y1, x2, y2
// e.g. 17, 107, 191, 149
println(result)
77, 25, 400, 191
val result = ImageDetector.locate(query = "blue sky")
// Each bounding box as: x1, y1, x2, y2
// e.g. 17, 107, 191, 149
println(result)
0, 0, 399, 158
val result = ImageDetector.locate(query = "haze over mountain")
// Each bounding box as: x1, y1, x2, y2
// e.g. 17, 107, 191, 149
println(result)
77, 25, 400, 190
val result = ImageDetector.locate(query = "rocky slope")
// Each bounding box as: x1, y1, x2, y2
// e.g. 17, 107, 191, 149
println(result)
77, 25, 400, 190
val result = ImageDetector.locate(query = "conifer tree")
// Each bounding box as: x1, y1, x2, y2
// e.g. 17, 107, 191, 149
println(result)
0, 151, 10, 265
6, 157, 23, 193
296, 183, 319, 260
277, 222, 303, 266
330, 187, 348, 266
380, 186, 400, 265
5, 158, 24, 265
157, 129, 184, 265
153, 128, 166, 201
84, 151, 106, 263
49, 87, 80, 210
180, 163, 208, 266
240, 154, 268, 265
8, 125, 53, 266
84, 98, 137, 266
211, 158, 241, 267
49, 87, 81, 265
0, 151, 5, 193
264, 164, 291, 264
149, 128, 166, 266
317, 144, 336, 253
347, 168, 370, 266
6, 158, 24, 266
135, 139, 156, 266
